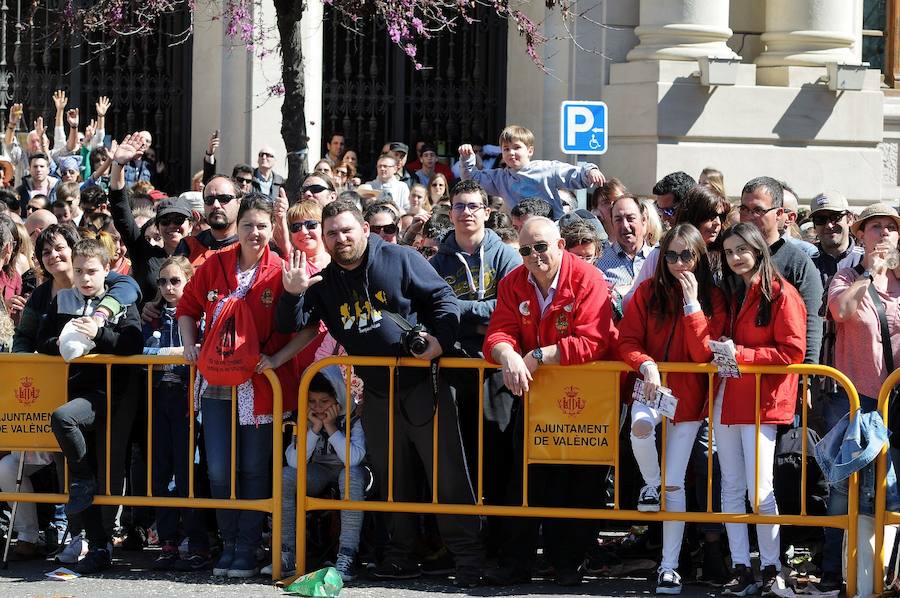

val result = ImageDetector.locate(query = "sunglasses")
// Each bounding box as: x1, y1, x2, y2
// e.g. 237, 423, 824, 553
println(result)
664, 249, 695, 264
258, 152, 274, 158
289, 220, 319, 233
158, 215, 188, 227
811, 211, 846, 226
203, 193, 236, 206
518, 241, 549, 257
302, 184, 330, 194
156, 276, 184, 287
370, 223, 399, 235
419, 246, 438, 258
656, 205, 678, 218
451, 202, 484, 214
236, 177, 253, 185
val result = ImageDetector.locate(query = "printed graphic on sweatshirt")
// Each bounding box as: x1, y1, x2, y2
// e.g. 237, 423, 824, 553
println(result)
339, 289, 387, 332
444, 265, 499, 299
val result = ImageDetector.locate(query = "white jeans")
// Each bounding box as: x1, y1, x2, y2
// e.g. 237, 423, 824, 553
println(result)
713, 397, 781, 569
630, 402, 702, 571
0, 453, 46, 543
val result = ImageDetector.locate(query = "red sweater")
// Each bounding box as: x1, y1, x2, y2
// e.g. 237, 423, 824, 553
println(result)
618, 280, 726, 423
483, 251, 618, 364
177, 244, 299, 414
720, 277, 807, 425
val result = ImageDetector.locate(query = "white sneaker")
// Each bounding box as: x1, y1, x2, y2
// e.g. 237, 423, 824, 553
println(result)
637, 484, 661, 512
261, 550, 296, 577
335, 552, 356, 582
56, 533, 88, 564
656, 568, 683, 594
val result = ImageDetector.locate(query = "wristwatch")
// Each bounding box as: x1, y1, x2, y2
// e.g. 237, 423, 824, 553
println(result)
861, 269, 873, 281
531, 347, 544, 365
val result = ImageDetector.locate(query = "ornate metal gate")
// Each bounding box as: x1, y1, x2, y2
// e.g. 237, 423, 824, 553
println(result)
0, 2, 192, 192
322, 8, 507, 175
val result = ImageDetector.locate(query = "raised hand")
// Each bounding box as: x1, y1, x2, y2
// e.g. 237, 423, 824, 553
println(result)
8, 103, 22, 126
281, 249, 323, 296
274, 187, 288, 221
112, 131, 148, 165
206, 130, 219, 156
52, 89, 68, 112
458, 144, 474, 159
33, 116, 45, 139
66, 108, 79, 129
95, 96, 111, 117
84, 119, 96, 144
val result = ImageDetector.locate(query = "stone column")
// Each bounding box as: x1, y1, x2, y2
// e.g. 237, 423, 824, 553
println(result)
756, 0, 857, 67
626, 0, 737, 62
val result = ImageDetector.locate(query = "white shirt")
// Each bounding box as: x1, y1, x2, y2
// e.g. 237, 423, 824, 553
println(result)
527, 267, 561, 316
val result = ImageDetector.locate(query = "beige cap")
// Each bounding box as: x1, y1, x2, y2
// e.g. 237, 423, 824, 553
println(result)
850, 202, 900, 235
809, 190, 849, 215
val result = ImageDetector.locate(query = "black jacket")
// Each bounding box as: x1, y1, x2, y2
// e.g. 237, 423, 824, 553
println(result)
109, 187, 170, 303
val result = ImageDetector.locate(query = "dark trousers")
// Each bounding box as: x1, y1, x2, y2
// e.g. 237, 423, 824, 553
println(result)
151, 381, 208, 551
362, 373, 484, 570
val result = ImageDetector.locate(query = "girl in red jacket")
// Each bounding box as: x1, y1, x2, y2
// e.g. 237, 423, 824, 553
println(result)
619, 223, 726, 594
717, 223, 806, 596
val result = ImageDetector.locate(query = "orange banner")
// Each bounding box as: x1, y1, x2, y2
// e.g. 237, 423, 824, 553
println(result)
527, 368, 618, 464
0, 362, 66, 451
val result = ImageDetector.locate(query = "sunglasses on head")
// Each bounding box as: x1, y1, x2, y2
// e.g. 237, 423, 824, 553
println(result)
289, 220, 319, 233
158, 215, 187, 227
419, 246, 437, 258
664, 249, 695, 264
203, 193, 236, 206
156, 276, 184, 287
370, 223, 399, 235
302, 184, 330, 194
811, 211, 846, 226
518, 241, 549, 257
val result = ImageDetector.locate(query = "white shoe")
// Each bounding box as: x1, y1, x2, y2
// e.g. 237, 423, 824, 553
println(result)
261, 551, 296, 577
656, 568, 683, 594
56, 533, 88, 564
637, 484, 661, 512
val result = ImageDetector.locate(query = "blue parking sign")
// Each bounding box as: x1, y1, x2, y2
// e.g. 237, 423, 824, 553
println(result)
560, 101, 608, 155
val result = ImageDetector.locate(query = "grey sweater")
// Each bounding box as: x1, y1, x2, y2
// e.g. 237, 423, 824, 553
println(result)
770, 238, 823, 364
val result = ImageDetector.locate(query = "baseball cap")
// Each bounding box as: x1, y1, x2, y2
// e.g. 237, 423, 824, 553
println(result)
389, 142, 409, 155
155, 197, 192, 222
178, 191, 204, 213
809, 190, 849, 215
850, 202, 900, 235
420, 143, 438, 155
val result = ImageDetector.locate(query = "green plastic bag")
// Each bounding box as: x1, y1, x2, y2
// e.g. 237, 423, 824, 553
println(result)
283, 566, 343, 597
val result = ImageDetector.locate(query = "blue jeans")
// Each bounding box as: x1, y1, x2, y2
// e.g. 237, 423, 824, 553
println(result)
201, 399, 272, 550
281, 462, 366, 556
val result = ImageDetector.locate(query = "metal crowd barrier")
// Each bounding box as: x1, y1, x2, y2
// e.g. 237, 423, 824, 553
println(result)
293, 357, 860, 596
0, 353, 286, 579
874, 368, 900, 593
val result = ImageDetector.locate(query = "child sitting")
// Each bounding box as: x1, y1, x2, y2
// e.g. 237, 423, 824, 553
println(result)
265, 365, 365, 582
39, 238, 143, 574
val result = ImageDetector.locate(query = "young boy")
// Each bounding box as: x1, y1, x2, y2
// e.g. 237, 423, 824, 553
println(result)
367, 153, 410, 214
458, 124, 606, 220
267, 365, 366, 582
39, 238, 143, 574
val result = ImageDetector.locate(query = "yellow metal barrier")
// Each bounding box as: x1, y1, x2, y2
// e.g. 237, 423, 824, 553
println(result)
874, 368, 900, 593
293, 357, 860, 595
0, 353, 286, 580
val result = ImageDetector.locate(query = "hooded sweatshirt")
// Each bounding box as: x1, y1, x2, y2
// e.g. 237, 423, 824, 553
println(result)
276, 233, 460, 392
285, 365, 366, 469
429, 228, 522, 356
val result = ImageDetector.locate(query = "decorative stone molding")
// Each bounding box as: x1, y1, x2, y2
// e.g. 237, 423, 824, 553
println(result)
626, 0, 738, 62
756, 0, 857, 67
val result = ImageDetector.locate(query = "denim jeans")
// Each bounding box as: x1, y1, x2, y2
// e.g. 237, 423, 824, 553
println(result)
281, 462, 366, 557
201, 398, 272, 550
152, 382, 208, 551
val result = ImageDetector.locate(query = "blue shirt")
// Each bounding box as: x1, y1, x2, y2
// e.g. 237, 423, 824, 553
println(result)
596, 241, 655, 296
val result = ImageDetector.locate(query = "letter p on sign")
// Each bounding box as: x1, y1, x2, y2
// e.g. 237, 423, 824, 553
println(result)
560, 101, 608, 155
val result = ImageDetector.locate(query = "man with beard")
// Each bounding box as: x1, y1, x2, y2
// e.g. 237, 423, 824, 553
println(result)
175, 174, 242, 268
275, 199, 485, 587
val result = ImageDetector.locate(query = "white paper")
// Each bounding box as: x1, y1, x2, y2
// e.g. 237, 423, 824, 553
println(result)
632, 379, 679, 419
44, 566, 80, 580
58, 319, 96, 362
708, 339, 741, 379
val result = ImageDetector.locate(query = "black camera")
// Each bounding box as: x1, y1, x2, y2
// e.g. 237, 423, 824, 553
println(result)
401, 324, 429, 356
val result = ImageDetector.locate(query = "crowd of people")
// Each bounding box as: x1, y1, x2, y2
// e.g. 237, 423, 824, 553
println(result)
0, 91, 898, 596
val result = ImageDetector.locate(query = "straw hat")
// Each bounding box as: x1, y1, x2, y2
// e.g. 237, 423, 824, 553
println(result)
850, 202, 900, 235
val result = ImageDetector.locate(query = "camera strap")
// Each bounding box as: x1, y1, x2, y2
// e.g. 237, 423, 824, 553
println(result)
396, 358, 440, 428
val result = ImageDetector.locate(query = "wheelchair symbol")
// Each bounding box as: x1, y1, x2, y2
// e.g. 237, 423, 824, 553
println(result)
588, 128, 603, 151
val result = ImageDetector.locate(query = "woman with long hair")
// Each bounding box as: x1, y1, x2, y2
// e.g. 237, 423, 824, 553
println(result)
716, 222, 806, 596
619, 223, 726, 594
427, 172, 450, 207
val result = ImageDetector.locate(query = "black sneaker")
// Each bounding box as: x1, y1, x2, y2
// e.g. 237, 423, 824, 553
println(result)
121, 526, 147, 551
482, 564, 531, 586
152, 545, 180, 570
172, 550, 213, 572
453, 569, 482, 588
65, 477, 97, 516
555, 568, 583, 587
722, 564, 759, 597
73, 546, 111, 575
420, 546, 454, 576
638, 484, 661, 512
371, 560, 421, 579
698, 541, 731, 587
810, 571, 842, 593
656, 568, 683, 595
760, 565, 781, 597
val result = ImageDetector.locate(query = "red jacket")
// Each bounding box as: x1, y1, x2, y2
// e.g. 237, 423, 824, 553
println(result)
177, 244, 300, 414
483, 251, 617, 364
720, 276, 807, 425
618, 280, 726, 423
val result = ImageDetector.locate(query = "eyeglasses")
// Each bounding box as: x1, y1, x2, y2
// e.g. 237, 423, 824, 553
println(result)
370, 223, 398, 235
258, 152, 274, 159
431, 182, 445, 188
156, 277, 184, 287
518, 241, 550, 257
335, 170, 348, 176
314, 168, 331, 175
451, 202, 484, 214
302, 184, 330, 194
158, 215, 188, 227
664, 249, 695, 264
738, 205, 779, 218
811, 211, 846, 226
203, 193, 236, 206
236, 177, 253, 185
419, 246, 438, 258
289, 220, 319, 233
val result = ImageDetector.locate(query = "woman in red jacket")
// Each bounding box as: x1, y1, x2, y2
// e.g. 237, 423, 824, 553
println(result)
716, 223, 806, 596
619, 223, 726, 594
178, 194, 298, 579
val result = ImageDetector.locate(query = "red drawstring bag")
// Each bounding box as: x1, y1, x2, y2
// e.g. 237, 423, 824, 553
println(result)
197, 257, 260, 386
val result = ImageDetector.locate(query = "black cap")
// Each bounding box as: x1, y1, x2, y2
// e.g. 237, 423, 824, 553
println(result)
389, 142, 409, 155
155, 197, 192, 221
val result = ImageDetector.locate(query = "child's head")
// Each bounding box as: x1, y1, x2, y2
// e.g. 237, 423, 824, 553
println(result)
155, 256, 193, 307
499, 125, 535, 171
72, 238, 110, 297
307, 372, 339, 420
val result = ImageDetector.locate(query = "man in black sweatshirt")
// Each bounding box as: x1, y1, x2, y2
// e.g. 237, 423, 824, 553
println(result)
276, 199, 485, 587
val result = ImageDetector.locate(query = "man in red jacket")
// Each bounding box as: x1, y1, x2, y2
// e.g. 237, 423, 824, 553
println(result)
482, 217, 617, 587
